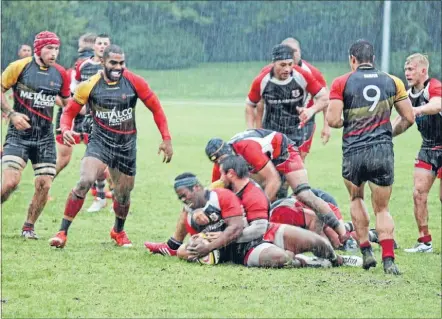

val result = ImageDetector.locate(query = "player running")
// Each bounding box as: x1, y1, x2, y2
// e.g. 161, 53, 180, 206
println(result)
327, 39, 415, 274
1, 31, 70, 239
392, 53, 442, 253
48, 44, 173, 248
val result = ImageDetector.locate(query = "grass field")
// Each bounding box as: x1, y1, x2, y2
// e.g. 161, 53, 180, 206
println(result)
1, 62, 441, 318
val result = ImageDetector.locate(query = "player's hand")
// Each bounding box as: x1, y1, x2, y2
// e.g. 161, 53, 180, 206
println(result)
412, 107, 423, 117
10, 112, 31, 130
158, 139, 173, 163
320, 125, 331, 145
62, 130, 81, 147
331, 255, 344, 267
205, 232, 222, 242
186, 237, 211, 260
296, 107, 315, 128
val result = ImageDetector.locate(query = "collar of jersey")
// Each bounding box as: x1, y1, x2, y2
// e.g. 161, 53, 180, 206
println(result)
269, 73, 293, 85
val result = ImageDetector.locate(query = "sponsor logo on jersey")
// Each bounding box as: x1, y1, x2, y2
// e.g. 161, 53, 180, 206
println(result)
20, 90, 56, 108
95, 107, 133, 125
363, 74, 378, 78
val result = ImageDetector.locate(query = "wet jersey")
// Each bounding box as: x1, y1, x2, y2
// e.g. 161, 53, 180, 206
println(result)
247, 65, 324, 137
236, 181, 270, 222
186, 188, 243, 234
408, 78, 442, 149
229, 129, 292, 173
1, 57, 70, 139
64, 69, 171, 147
71, 57, 102, 93
260, 60, 327, 121
330, 65, 408, 155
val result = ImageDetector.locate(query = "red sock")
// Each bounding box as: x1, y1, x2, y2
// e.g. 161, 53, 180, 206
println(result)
360, 241, 371, 249
113, 200, 130, 219
380, 239, 395, 259
418, 234, 432, 244
64, 191, 85, 219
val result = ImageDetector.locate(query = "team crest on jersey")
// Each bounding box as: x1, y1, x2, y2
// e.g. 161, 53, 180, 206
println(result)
209, 213, 219, 222
292, 89, 300, 98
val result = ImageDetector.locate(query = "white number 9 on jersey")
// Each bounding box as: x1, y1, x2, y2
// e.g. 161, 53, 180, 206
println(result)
363, 85, 381, 112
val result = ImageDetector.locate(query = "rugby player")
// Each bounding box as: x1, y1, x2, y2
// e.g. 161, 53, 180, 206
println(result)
246, 44, 328, 155
1, 31, 70, 239
163, 170, 343, 268
204, 129, 349, 244
392, 53, 441, 253
48, 44, 173, 248
327, 39, 415, 274
55, 33, 113, 213
255, 38, 331, 160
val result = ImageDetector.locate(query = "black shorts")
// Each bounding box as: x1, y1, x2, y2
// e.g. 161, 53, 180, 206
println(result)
3, 131, 56, 165
285, 120, 315, 149
415, 148, 442, 176
84, 135, 137, 176
342, 143, 394, 187
221, 238, 265, 265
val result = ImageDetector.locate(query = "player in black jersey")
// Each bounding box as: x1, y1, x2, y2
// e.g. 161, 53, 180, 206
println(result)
1, 31, 70, 239
392, 53, 442, 253
328, 39, 414, 274
49, 45, 173, 248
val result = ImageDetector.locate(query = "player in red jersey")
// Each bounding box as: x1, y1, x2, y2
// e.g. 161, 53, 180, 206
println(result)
1, 31, 70, 239
48, 45, 173, 248
327, 39, 415, 274
255, 38, 331, 160
392, 53, 442, 253
205, 129, 349, 243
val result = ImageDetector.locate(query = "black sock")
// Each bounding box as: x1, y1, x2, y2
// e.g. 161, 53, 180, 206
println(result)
167, 237, 183, 250
96, 180, 106, 200
23, 222, 34, 230
60, 218, 72, 234
114, 217, 125, 233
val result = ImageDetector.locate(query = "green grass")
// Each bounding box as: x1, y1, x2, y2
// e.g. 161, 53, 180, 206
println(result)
1, 62, 441, 318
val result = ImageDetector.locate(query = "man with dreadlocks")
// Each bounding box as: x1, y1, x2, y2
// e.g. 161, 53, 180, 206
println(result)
1, 31, 70, 239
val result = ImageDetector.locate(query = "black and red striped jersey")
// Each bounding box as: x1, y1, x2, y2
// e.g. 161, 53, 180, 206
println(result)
1, 57, 70, 139
330, 65, 408, 155
408, 78, 442, 149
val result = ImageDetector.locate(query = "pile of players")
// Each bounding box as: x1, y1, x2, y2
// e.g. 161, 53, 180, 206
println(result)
1, 31, 440, 275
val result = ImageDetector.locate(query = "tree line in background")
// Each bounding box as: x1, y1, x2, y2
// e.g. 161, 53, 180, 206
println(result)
2, 1, 441, 79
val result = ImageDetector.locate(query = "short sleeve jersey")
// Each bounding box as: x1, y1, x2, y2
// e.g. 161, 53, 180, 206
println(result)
329, 64, 408, 155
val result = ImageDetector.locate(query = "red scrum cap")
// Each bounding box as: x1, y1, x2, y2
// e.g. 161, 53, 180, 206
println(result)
34, 31, 60, 55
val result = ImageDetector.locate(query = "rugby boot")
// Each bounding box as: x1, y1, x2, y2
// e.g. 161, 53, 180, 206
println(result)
404, 241, 432, 253
361, 246, 377, 270
21, 228, 39, 240
383, 257, 401, 275
110, 228, 132, 247
144, 242, 177, 256
87, 197, 107, 213
49, 231, 67, 248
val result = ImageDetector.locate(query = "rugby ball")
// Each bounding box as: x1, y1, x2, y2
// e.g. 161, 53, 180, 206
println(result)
197, 248, 220, 265
341, 255, 363, 267
188, 234, 220, 265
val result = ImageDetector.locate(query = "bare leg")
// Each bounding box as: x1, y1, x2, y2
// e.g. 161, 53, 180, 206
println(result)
25, 175, 52, 225
1, 155, 26, 202
344, 179, 370, 244
55, 143, 73, 176
412, 169, 435, 239
108, 167, 135, 232
286, 169, 346, 238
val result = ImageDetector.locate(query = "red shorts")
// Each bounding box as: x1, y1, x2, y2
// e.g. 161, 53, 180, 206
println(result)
298, 123, 316, 154
269, 206, 306, 228
415, 159, 442, 179
55, 133, 89, 145
275, 145, 304, 174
